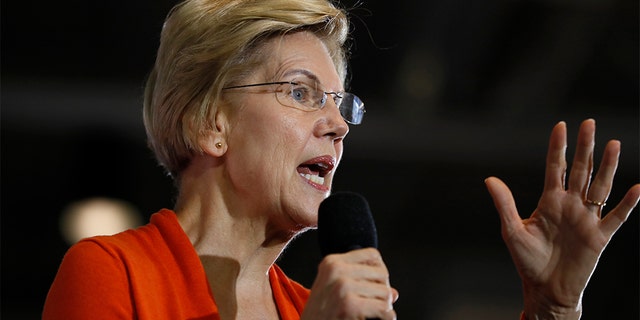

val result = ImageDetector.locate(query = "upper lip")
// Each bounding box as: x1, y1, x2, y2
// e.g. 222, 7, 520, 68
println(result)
297, 155, 336, 177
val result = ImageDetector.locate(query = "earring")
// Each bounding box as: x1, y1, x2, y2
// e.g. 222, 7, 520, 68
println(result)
215, 142, 223, 149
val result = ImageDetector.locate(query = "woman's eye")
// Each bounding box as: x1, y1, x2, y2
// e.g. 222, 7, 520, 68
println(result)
291, 87, 308, 102
291, 85, 310, 103
319, 94, 327, 106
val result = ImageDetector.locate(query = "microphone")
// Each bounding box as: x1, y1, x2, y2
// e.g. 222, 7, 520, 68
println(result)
318, 191, 378, 257
317, 192, 381, 320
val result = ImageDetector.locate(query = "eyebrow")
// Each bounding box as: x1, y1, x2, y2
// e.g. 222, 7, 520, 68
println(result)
281, 69, 343, 92
281, 69, 320, 83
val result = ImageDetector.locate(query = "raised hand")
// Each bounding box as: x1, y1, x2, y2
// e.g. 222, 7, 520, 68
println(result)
485, 119, 640, 319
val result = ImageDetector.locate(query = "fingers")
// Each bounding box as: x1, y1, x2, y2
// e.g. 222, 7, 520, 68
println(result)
485, 177, 521, 236
340, 293, 397, 320
311, 248, 398, 319
600, 184, 640, 237
544, 121, 568, 191
567, 119, 595, 196
391, 287, 400, 303
585, 140, 620, 215
320, 249, 390, 287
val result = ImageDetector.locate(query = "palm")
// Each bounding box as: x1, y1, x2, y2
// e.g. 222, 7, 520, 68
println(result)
508, 191, 606, 305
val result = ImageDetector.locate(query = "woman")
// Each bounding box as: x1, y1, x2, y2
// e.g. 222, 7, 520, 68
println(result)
45, 1, 394, 319
43, 0, 639, 319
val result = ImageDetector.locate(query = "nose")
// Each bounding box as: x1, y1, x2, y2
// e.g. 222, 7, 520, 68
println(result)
316, 97, 349, 141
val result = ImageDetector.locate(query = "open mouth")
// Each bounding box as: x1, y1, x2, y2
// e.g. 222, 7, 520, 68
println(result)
297, 156, 335, 186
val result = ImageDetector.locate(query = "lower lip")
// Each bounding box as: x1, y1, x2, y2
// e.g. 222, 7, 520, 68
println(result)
299, 174, 330, 192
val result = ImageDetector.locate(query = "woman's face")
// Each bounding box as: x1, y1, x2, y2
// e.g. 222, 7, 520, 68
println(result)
223, 31, 349, 231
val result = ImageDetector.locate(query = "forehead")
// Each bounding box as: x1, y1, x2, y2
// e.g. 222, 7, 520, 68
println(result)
263, 31, 343, 90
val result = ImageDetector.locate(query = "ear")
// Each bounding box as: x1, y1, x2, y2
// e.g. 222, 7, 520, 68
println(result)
199, 107, 229, 157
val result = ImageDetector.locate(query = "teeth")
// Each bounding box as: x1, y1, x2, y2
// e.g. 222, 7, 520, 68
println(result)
301, 173, 325, 185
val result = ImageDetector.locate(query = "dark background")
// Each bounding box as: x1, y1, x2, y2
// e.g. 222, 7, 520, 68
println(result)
2, 0, 638, 319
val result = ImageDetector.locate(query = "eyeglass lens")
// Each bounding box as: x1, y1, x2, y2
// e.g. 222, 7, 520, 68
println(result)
338, 93, 364, 125
280, 79, 365, 125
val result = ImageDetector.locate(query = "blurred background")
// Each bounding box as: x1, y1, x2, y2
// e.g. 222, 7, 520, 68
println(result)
2, 0, 638, 319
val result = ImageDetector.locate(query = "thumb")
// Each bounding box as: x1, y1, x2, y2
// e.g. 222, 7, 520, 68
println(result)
485, 176, 521, 235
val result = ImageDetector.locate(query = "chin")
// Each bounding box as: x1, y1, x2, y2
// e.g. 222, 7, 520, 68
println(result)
282, 192, 323, 228
287, 207, 318, 230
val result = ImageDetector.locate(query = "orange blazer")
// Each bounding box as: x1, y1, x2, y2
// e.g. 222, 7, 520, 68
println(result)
43, 209, 310, 319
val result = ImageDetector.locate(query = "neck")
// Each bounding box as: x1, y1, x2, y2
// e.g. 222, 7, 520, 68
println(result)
174, 158, 296, 319
175, 176, 294, 270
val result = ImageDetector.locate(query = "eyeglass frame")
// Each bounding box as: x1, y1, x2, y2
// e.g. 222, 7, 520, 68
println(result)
221, 80, 365, 125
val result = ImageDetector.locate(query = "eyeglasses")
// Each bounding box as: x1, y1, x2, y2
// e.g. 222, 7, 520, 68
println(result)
222, 79, 365, 125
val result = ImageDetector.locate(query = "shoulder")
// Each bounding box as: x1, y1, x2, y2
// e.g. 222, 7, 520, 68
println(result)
43, 210, 186, 319
48, 223, 163, 291
63, 230, 152, 269
42, 237, 138, 319
80, 211, 187, 270
53, 210, 181, 283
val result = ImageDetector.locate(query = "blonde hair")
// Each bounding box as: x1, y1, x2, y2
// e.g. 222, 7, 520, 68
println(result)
143, 0, 350, 178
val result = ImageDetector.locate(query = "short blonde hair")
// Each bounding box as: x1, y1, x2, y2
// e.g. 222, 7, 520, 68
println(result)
143, 0, 350, 178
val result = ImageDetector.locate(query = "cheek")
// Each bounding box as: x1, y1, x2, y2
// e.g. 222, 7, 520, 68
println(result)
228, 116, 306, 183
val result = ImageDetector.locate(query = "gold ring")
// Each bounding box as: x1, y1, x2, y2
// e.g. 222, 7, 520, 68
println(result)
585, 199, 606, 207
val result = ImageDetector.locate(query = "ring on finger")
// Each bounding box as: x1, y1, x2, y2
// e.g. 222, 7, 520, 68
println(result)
585, 198, 606, 207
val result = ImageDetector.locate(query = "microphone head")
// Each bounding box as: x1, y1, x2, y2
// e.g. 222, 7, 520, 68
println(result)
318, 191, 378, 257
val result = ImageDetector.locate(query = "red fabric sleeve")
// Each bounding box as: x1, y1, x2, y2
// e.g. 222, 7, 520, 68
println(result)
43, 240, 134, 320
